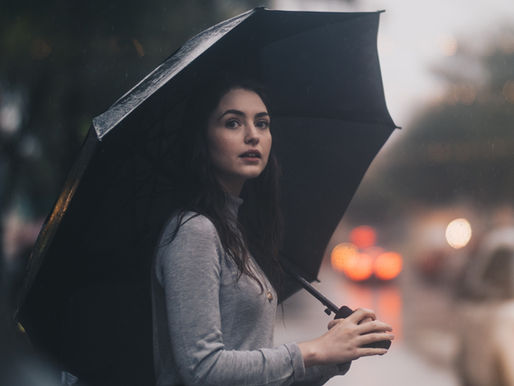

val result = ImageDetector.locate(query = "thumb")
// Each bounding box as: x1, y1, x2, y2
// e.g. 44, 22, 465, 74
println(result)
327, 319, 341, 330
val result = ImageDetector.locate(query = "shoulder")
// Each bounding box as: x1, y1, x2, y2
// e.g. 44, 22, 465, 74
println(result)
163, 211, 218, 240
158, 211, 222, 256
155, 212, 223, 282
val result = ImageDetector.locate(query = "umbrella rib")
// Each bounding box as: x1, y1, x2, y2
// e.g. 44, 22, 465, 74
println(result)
275, 114, 398, 130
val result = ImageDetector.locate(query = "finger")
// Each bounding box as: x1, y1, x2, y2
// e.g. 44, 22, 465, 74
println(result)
347, 308, 376, 323
355, 347, 389, 358
327, 319, 339, 330
359, 316, 374, 325
356, 319, 392, 334
356, 320, 393, 334
327, 317, 350, 330
356, 332, 395, 346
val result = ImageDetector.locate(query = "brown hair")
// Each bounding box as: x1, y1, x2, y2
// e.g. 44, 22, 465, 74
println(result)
164, 74, 283, 291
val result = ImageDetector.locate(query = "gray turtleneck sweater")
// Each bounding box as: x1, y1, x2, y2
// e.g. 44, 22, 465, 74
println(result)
151, 196, 349, 386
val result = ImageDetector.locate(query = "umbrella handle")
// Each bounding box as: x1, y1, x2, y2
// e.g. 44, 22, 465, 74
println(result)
280, 258, 339, 313
281, 258, 391, 349
334, 306, 392, 350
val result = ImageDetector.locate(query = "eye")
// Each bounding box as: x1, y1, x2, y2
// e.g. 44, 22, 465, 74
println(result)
255, 119, 270, 130
225, 119, 241, 129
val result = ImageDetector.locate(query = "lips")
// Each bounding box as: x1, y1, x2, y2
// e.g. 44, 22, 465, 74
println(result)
239, 150, 261, 158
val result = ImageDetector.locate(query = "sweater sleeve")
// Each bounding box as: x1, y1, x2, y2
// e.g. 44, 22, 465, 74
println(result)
155, 214, 306, 386
297, 362, 351, 385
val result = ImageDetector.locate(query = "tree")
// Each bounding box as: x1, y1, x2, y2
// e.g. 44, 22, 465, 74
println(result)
346, 28, 514, 223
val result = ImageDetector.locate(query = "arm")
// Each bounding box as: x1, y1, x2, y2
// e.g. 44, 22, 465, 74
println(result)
295, 362, 351, 386
155, 215, 305, 386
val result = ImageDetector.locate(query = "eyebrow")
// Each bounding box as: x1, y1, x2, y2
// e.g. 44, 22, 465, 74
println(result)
218, 109, 270, 120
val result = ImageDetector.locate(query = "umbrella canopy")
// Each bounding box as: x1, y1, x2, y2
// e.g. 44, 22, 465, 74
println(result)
17, 7, 397, 385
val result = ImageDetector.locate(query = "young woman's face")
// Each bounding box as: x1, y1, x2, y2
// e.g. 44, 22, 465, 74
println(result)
206, 87, 272, 195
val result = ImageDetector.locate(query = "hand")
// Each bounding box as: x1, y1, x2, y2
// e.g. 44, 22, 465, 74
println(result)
327, 309, 374, 330
298, 308, 394, 367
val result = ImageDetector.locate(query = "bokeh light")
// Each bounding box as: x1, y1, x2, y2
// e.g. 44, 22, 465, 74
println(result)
374, 251, 403, 280
349, 226, 376, 249
330, 242, 358, 273
445, 218, 472, 249
343, 252, 374, 281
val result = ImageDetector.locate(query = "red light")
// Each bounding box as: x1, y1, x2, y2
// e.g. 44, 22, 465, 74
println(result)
350, 226, 376, 249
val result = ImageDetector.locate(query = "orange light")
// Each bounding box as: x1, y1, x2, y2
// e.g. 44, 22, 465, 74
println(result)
343, 252, 374, 281
330, 243, 358, 273
350, 226, 376, 249
374, 251, 403, 280
363, 246, 384, 259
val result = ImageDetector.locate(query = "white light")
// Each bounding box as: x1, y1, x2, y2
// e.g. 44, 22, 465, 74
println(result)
0, 103, 22, 134
446, 218, 472, 249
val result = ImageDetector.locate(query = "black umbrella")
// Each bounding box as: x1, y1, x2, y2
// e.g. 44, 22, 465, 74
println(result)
17, 7, 397, 385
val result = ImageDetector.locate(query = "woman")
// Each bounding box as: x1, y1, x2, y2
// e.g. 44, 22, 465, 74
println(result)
151, 77, 394, 386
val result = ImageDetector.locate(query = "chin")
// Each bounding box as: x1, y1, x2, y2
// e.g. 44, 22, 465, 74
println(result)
235, 165, 265, 179
237, 174, 259, 183
243, 168, 265, 180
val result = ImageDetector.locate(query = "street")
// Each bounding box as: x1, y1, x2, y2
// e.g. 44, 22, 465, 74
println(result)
274, 263, 459, 386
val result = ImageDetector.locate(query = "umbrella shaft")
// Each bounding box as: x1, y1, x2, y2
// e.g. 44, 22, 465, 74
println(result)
281, 260, 339, 314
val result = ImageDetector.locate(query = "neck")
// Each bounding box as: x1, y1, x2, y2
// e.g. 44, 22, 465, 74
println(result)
217, 177, 245, 197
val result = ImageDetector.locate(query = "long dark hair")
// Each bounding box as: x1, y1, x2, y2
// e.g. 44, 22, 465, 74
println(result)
162, 75, 283, 291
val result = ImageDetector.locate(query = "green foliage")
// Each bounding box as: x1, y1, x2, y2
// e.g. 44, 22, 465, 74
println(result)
350, 30, 514, 217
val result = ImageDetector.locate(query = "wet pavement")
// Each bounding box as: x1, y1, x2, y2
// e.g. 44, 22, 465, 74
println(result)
274, 264, 460, 386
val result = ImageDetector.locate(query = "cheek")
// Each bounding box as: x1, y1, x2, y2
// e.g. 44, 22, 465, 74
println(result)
263, 133, 272, 159
207, 135, 234, 166
208, 137, 222, 156
208, 141, 225, 167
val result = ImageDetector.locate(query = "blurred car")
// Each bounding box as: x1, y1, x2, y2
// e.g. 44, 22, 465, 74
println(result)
455, 226, 514, 386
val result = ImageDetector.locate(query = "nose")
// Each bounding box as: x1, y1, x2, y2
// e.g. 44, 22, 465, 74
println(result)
244, 123, 259, 145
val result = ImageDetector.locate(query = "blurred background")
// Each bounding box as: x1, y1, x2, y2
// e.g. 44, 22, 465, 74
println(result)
1, 0, 514, 385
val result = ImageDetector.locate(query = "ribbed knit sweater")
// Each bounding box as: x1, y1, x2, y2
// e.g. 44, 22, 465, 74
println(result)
151, 195, 349, 385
